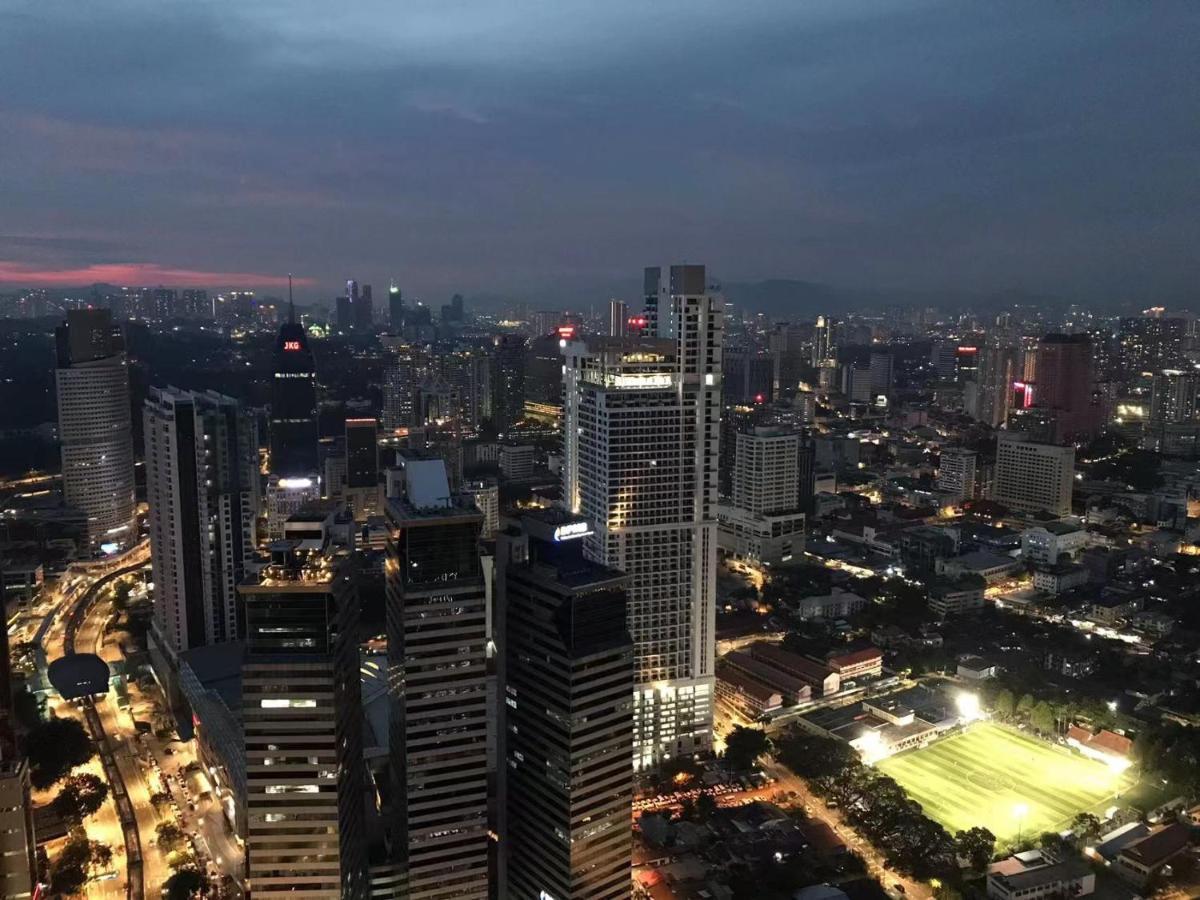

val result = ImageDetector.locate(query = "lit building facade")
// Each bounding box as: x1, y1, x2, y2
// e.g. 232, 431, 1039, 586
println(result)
562, 264, 721, 769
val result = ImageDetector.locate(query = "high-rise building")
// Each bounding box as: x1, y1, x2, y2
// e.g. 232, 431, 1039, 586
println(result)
608, 298, 628, 337
722, 346, 774, 406
732, 427, 801, 515
240, 542, 367, 900
811, 315, 836, 368
868, 350, 894, 401
355, 284, 374, 331
769, 323, 808, 396
385, 462, 489, 899
1035, 333, 1099, 442
992, 433, 1074, 517
563, 264, 720, 769
55, 309, 138, 551
1146, 369, 1200, 456
270, 309, 319, 477
461, 478, 499, 538
1119, 315, 1185, 375
936, 447, 978, 501
388, 285, 404, 331
524, 333, 566, 422
344, 418, 380, 520
0, 758, 37, 900
382, 345, 424, 433
490, 334, 527, 433
497, 510, 634, 900
967, 341, 1018, 427
145, 388, 257, 662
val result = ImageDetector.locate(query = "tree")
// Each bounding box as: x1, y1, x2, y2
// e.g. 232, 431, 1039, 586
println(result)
111, 581, 133, 612
49, 828, 111, 895
23, 717, 95, 790
163, 868, 205, 900
13, 688, 42, 729
724, 726, 771, 772
1030, 701, 1056, 735
150, 790, 173, 809
1072, 812, 1102, 841
991, 689, 1015, 719
677, 797, 696, 822
955, 826, 996, 871
1015, 693, 1035, 718
53, 773, 109, 822
156, 821, 187, 854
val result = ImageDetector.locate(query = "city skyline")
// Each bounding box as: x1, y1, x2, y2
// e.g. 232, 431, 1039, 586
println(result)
1, 3, 1198, 302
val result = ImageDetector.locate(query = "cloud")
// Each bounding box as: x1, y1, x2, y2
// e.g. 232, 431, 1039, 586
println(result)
0, 262, 313, 289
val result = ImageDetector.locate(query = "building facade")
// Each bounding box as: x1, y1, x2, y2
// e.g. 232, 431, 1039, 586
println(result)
992, 433, 1074, 517
562, 264, 721, 769
54, 309, 138, 550
270, 313, 320, 478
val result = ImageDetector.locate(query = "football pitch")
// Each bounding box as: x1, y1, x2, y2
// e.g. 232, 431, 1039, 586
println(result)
877, 721, 1135, 845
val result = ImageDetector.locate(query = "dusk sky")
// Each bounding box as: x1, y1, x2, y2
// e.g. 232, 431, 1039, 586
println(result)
1, 1, 1197, 304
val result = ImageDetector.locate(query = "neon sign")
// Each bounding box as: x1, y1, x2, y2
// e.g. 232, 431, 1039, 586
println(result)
283, 340, 301, 351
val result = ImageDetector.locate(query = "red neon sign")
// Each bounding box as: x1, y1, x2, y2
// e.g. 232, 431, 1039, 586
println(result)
556, 325, 577, 340
627, 315, 648, 331
283, 340, 301, 351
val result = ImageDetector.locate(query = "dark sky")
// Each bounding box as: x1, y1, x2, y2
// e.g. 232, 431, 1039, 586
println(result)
1, 1, 1197, 305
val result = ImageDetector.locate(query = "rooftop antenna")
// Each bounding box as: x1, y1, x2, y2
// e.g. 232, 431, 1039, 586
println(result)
288, 273, 295, 323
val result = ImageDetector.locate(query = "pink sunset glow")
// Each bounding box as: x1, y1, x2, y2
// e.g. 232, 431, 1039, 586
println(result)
0, 261, 313, 288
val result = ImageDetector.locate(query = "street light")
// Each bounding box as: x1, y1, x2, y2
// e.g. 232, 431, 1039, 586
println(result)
1013, 803, 1029, 846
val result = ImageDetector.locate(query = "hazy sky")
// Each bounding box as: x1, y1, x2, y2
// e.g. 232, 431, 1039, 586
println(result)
1, 1, 1197, 304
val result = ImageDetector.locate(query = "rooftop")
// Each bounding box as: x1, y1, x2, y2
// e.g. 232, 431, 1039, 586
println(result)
1119, 822, 1190, 868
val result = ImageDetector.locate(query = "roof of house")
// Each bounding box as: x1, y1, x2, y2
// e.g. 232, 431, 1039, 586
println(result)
750, 643, 836, 682
716, 664, 782, 704
827, 647, 882, 670
1067, 725, 1132, 757
1119, 822, 1190, 868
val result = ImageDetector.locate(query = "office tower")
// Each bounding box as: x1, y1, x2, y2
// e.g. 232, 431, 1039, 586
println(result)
969, 341, 1018, 427
732, 427, 801, 515
389, 285, 404, 331
1119, 315, 1185, 375
797, 434, 816, 514
840, 364, 872, 402
0, 757, 37, 900
722, 346, 774, 406
524, 333, 566, 422
344, 418, 380, 520
811, 315, 836, 367
336, 294, 354, 331
930, 341, 957, 379
869, 350, 894, 400
490, 334, 527, 433
270, 308, 320, 477
769, 323, 808, 396
385, 462, 489, 899
563, 264, 720, 769
608, 298, 628, 337
1035, 333, 1099, 442
992, 433, 1074, 517
936, 447, 977, 501
145, 388, 257, 660
497, 510, 634, 900
240, 542, 367, 900
54, 309, 137, 551
353, 284, 374, 331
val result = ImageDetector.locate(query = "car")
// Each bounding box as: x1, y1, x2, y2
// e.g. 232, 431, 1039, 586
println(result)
892, 883, 906, 894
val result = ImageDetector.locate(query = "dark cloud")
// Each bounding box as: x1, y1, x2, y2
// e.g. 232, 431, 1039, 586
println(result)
0, 0, 1197, 305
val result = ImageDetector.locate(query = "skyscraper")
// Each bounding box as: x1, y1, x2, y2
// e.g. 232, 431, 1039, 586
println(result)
563, 264, 721, 770
355, 284, 374, 331
270, 308, 320, 477
145, 388, 258, 662
608, 298, 628, 337
731, 427, 801, 515
385, 462, 489, 899
497, 510, 634, 900
1119, 315, 1185, 375
811, 315, 836, 367
967, 341, 1017, 427
388, 285, 404, 331
992, 433, 1074, 517
1034, 333, 1099, 442
490, 334, 527, 433
54, 309, 138, 551
0, 757, 37, 900
240, 541, 367, 900
936, 447, 978, 502
344, 418, 380, 520
1147, 369, 1200, 456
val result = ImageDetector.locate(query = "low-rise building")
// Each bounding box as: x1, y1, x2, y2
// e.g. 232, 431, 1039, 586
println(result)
714, 665, 783, 718
749, 643, 840, 697
1066, 725, 1132, 768
499, 443, 535, 480
1114, 822, 1190, 887
793, 588, 868, 620
717, 504, 806, 567
1021, 521, 1088, 566
956, 655, 998, 680
986, 851, 1094, 900
720, 650, 812, 705
1033, 563, 1088, 595
928, 576, 986, 617
935, 551, 1020, 584
826, 647, 882, 681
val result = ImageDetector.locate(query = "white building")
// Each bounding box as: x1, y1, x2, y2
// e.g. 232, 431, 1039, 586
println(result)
562, 264, 721, 770
987, 851, 1095, 900
0, 759, 37, 900
936, 447, 978, 501
145, 388, 259, 660
498, 444, 535, 480
992, 433, 1074, 517
794, 588, 868, 620
55, 309, 138, 551
1021, 521, 1087, 566
265, 474, 322, 540
717, 504, 805, 567
462, 478, 500, 537
719, 426, 806, 566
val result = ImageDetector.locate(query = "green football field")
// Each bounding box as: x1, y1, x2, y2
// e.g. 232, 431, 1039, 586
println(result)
877, 721, 1136, 845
